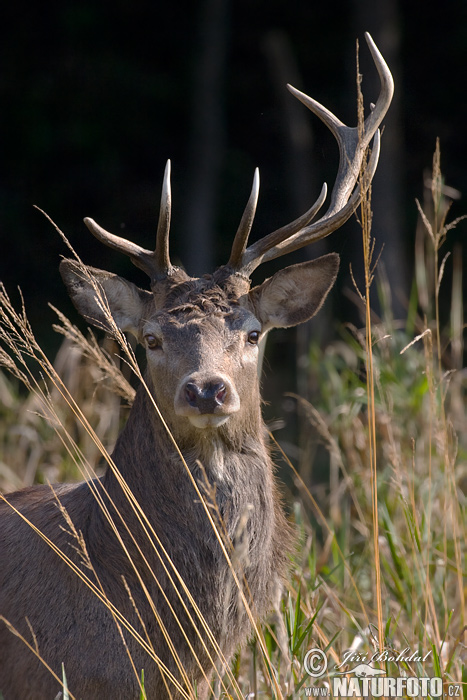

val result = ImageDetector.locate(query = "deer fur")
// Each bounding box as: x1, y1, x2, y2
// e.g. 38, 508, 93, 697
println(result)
0, 31, 393, 697
0, 255, 339, 699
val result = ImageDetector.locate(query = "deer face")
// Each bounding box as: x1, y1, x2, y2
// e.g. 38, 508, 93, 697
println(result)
142, 300, 262, 432
154, 311, 260, 429
60, 255, 339, 436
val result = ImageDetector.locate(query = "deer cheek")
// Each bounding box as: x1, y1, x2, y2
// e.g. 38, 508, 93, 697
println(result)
146, 362, 178, 412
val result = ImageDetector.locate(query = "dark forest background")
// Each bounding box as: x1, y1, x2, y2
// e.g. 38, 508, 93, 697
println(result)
1, 0, 466, 391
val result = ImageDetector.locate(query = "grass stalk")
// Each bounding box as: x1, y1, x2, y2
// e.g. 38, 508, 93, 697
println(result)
356, 41, 384, 654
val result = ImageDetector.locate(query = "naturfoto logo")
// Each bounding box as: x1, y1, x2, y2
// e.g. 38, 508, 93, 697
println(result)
302, 647, 460, 698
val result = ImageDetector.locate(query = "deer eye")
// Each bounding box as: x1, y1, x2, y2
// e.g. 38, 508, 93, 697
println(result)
145, 334, 161, 350
247, 330, 260, 346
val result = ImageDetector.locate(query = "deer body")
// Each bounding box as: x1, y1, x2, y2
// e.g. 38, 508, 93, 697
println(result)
0, 265, 336, 699
0, 387, 287, 698
0, 33, 393, 699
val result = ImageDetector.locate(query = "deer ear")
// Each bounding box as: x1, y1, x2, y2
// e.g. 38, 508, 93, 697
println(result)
60, 259, 150, 336
248, 253, 339, 329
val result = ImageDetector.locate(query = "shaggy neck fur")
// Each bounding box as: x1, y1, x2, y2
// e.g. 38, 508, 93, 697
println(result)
97, 380, 291, 635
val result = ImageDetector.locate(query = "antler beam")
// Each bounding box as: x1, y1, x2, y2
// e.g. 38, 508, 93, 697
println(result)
229, 32, 394, 276
80, 33, 393, 286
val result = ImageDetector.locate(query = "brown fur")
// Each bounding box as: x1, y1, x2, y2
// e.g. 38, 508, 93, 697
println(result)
0, 253, 338, 699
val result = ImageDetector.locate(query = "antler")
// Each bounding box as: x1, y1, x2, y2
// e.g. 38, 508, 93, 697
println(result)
81, 34, 392, 286
228, 32, 394, 277
83, 159, 174, 282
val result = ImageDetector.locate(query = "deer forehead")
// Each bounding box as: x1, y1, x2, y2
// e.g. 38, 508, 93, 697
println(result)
142, 304, 260, 342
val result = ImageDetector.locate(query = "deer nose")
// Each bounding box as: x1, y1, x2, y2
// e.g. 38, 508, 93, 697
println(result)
184, 381, 227, 414
175, 373, 240, 424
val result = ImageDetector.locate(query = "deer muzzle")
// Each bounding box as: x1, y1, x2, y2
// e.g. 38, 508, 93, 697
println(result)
174, 374, 240, 429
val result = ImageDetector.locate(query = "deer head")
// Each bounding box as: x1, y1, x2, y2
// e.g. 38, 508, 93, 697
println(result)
60, 33, 393, 444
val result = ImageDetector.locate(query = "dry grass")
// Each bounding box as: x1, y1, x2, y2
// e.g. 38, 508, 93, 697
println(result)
0, 145, 465, 698
0, 255, 276, 699
262, 139, 466, 696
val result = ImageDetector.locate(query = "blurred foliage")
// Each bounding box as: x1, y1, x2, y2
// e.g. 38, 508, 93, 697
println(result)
0, 125, 464, 696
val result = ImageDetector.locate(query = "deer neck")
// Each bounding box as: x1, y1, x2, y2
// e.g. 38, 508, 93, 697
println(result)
105, 379, 269, 501
89, 379, 286, 629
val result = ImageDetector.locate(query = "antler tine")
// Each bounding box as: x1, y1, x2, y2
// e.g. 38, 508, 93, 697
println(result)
155, 159, 172, 275
232, 182, 328, 274
360, 32, 395, 143
228, 168, 260, 269
83, 159, 174, 281
83, 217, 158, 277
238, 32, 393, 276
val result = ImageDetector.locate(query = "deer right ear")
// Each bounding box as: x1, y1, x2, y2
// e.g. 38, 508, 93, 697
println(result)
60, 259, 150, 337
247, 253, 339, 330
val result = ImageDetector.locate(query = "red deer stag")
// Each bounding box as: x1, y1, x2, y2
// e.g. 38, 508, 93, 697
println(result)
0, 33, 393, 699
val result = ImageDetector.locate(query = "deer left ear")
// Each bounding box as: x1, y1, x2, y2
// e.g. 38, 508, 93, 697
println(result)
60, 259, 150, 337
248, 253, 339, 329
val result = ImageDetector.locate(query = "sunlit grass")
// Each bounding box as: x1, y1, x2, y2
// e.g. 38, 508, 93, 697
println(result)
0, 139, 465, 698
0, 246, 276, 699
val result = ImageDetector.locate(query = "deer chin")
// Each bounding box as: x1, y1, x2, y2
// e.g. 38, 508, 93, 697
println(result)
187, 414, 231, 429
